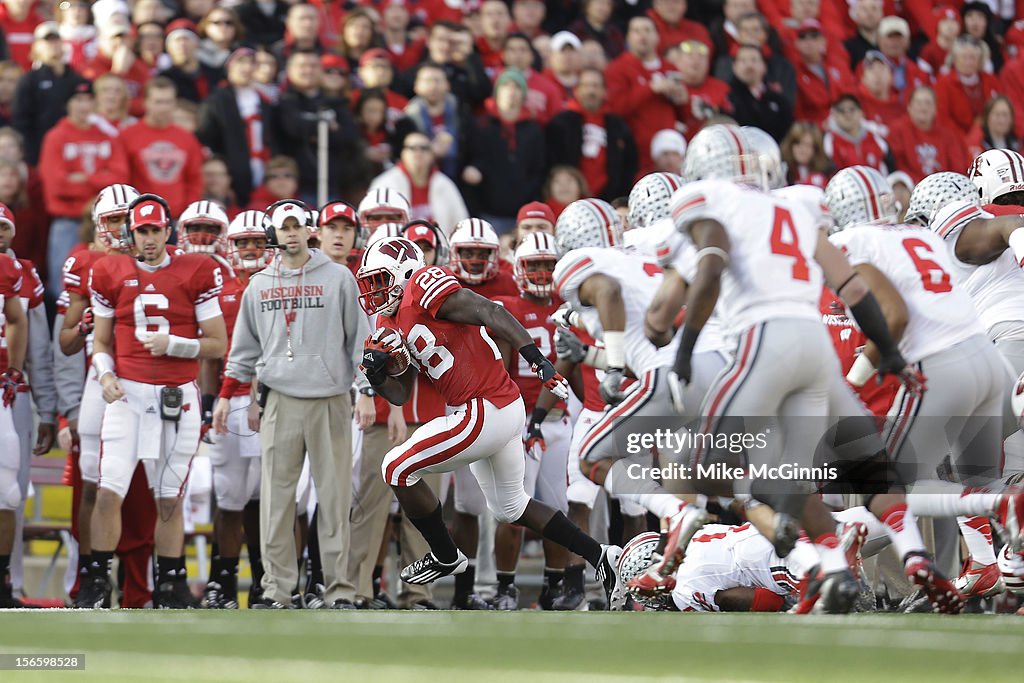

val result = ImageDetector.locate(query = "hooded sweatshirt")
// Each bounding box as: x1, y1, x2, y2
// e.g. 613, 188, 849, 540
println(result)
225, 249, 369, 397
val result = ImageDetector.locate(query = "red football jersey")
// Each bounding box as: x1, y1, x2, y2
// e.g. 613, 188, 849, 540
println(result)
90, 252, 223, 386
62, 249, 106, 300
493, 294, 565, 413
0, 257, 43, 368
218, 274, 251, 397
380, 266, 520, 409
463, 269, 519, 300
0, 256, 23, 371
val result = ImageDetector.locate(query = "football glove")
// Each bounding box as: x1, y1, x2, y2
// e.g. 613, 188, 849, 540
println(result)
666, 371, 687, 415
549, 304, 581, 330
878, 350, 927, 396
554, 328, 587, 363
0, 368, 28, 408
78, 307, 94, 337
519, 343, 569, 400
524, 409, 547, 461
599, 367, 626, 405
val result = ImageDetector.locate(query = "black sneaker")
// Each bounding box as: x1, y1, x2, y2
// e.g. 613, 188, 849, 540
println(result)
251, 597, 294, 609
303, 583, 326, 609
75, 575, 112, 609
409, 599, 439, 610
247, 582, 264, 609
370, 592, 397, 609
329, 598, 357, 610
491, 584, 519, 611
537, 581, 563, 611
154, 579, 199, 609
400, 551, 468, 585
550, 584, 586, 611
451, 592, 493, 610
0, 589, 24, 608
791, 566, 859, 615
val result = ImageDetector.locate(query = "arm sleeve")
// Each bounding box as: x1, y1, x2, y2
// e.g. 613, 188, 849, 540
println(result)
51, 313, 84, 422
26, 303, 58, 424
224, 282, 261, 384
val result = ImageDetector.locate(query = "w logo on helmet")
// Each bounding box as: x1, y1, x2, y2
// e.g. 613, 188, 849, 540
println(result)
378, 238, 420, 261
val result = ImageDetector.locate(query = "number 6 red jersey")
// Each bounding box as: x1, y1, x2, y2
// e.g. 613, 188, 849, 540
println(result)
378, 265, 520, 409
89, 252, 223, 385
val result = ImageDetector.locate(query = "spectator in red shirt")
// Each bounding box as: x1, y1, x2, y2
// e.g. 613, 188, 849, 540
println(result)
543, 31, 583, 104
667, 39, 732, 137
134, 20, 167, 73
543, 165, 588, 219
919, 7, 960, 74
120, 77, 204, 216
57, 0, 98, 72
79, 18, 150, 117
792, 19, 853, 126
781, 121, 832, 187
512, 0, 547, 40
0, 0, 47, 70
857, 51, 904, 133
888, 86, 968, 182
569, 0, 625, 60
822, 93, 892, 175
477, 0, 512, 79
605, 15, 685, 174
647, 0, 713, 55
354, 49, 410, 127
246, 154, 299, 211
934, 35, 1000, 135
498, 33, 562, 124
380, 0, 426, 74
962, 2, 1002, 73
843, 0, 883, 70
875, 16, 932, 106
965, 95, 1020, 160
710, 0, 758, 61
0, 158, 48, 288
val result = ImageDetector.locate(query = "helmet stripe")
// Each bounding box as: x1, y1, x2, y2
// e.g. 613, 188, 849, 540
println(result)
723, 126, 747, 176
999, 149, 1021, 183
850, 167, 880, 221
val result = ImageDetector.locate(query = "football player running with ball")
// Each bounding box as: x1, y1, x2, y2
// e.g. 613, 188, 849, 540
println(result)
356, 237, 626, 607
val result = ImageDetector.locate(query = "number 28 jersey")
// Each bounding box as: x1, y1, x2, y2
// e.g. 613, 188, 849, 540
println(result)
379, 266, 521, 409
670, 180, 824, 336
90, 252, 223, 386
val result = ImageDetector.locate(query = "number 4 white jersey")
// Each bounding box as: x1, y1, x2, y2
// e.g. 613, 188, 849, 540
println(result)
829, 224, 984, 363
669, 180, 825, 336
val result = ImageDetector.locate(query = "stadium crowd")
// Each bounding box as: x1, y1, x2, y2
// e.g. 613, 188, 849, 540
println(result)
1, 0, 1024, 613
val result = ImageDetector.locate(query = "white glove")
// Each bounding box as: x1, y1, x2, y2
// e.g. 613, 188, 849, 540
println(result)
666, 371, 687, 415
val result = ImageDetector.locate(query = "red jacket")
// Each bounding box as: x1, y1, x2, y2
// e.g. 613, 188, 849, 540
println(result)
888, 116, 968, 183
679, 77, 732, 137
794, 61, 853, 126
604, 52, 679, 174
823, 123, 890, 175
120, 121, 204, 216
934, 71, 1000, 135
647, 9, 712, 54
857, 84, 906, 134
1000, 57, 1024, 139
0, 4, 47, 70
38, 118, 129, 217
884, 55, 933, 105
79, 54, 152, 117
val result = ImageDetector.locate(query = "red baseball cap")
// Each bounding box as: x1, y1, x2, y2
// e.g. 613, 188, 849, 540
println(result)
404, 222, 437, 247
321, 53, 349, 73
318, 201, 358, 227
359, 48, 392, 69
0, 203, 15, 231
516, 201, 555, 226
129, 199, 170, 231
935, 6, 960, 23
796, 18, 823, 36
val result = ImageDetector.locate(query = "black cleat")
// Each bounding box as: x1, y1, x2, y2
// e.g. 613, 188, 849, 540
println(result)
550, 584, 586, 611
400, 551, 468, 585
251, 597, 295, 609
329, 598, 358, 610
491, 584, 520, 611
75, 575, 112, 609
154, 579, 199, 609
792, 566, 859, 615
451, 592, 493, 610
596, 545, 626, 610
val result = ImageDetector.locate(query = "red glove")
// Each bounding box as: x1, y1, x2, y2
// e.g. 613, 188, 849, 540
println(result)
78, 307, 94, 337
0, 368, 29, 408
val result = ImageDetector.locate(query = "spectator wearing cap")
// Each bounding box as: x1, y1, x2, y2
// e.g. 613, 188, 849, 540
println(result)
919, 7, 961, 74
0, 0, 47, 70
727, 44, 793, 142
962, 2, 1002, 74
887, 170, 915, 222
857, 51, 904, 133
934, 36, 1000, 136
236, 0, 288, 50
370, 131, 468, 234
605, 16, 686, 175
514, 201, 555, 243
353, 48, 409, 125
569, 0, 624, 59
542, 31, 583, 104
822, 93, 891, 176
765, 0, 848, 55
462, 69, 545, 234
477, 0, 513, 79
547, 67, 636, 201
11, 22, 89, 166
650, 129, 686, 175
80, 17, 150, 116
888, 86, 968, 182
404, 62, 469, 181
665, 39, 731, 137
498, 33, 561, 124
792, 19, 854, 126
272, 3, 324, 64
273, 51, 361, 204
160, 20, 223, 103
121, 77, 204, 215
38, 81, 128, 296
320, 54, 351, 102
874, 16, 931, 105
198, 6, 244, 77
843, 0, 883, 70
197, 48, 271, 208
380, 0, 426, 74
648, 0, 712, 55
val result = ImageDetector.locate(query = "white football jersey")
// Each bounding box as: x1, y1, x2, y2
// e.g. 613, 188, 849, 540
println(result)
771, 184, 835, 232
553, 247, 679, 375
830, 224, 984, 363
930, 201, 1024, 341
669, 180, 825, 336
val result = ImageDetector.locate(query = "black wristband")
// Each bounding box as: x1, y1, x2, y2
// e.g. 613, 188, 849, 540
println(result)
201, 393, 215, 415
679, 326, 700, 358
849, 293, 901, 358
366, 369, 388, 387
519, 343, 546, 367
529, 407, 549, 427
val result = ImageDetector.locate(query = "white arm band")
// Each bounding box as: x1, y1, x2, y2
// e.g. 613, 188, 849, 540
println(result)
1009, 227, 1024, 267
603, 331, 626, 369
166, 335, 201, 359
695, 246, 730, 266
583, 344, 608, 370
845, 354, 877, 387
92, 352, 115, 380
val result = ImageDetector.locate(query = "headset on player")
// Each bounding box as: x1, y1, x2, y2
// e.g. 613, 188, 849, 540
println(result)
262, 198, 311, 248
318, 200, 368, 250
123, 193, 172, 250
402, 219, 450, 266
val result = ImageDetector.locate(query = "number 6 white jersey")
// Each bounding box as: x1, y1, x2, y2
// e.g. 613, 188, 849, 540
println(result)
669, 180, 825, 337
378, 265, 521, 408
829, 224, 984, 363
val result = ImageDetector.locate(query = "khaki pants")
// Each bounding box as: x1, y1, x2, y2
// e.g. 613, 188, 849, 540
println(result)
260, 390, 355, 604
348, 423, 439, 607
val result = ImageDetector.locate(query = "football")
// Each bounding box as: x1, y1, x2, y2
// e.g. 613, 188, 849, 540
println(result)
386, 343, 411, 376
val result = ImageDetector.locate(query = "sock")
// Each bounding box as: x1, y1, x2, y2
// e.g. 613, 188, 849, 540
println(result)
90, 550, 114, 579
156, 555, 184, 585
907, 485, 1001, 517
957, 515, 998, 565
77, 552, 91, 577
496, 571, 516, 592
372, 565, 383, 597
307, 507, 323, 586
750, 587, 785, 612
879, 503, 926, 561
454, 562, 476, 598
564, 564, 585, 593
0, 554, 9, 592
813, 532, 848, 573
217, 557, 239, 579
248, 548, 264, 587
542, 512, 602, 568
0, 554, 9, 576
209, 556, 225, 582
407, 503, 459, 563
543, 567, 564, 590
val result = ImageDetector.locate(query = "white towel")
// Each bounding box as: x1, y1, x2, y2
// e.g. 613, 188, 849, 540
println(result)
137, 394, 165, 461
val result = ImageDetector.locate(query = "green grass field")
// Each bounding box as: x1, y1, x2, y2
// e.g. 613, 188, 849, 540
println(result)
1, 611, 1022, 682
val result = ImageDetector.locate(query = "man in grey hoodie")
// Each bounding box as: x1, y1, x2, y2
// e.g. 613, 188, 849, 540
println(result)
214, 200, 370, 609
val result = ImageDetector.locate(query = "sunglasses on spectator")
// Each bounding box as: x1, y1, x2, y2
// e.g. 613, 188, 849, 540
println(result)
404, 144, 432, 152
679, 41, 708, 55
209, 19, 234, 26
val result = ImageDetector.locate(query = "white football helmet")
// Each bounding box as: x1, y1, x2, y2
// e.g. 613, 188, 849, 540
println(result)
904, 172, 980, 226
356, 236, 425, 316
366, 222, 406, 248
627, 172, 683, 229
824, 166, 898, 231
226, 210, 270, 273
306, 208, 320, 239
997, 543, 1024, 595
554, 198, 623, 255
682, 124, 764, 188
93, 183, 140, 251
450, 218, 500, 285
513, 231, 558, 297
968, 149, 1024, 205
358, 187, 411, 231
617, 532, 676, 611
178, 200, 229, 254
742, 126, 785, 190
